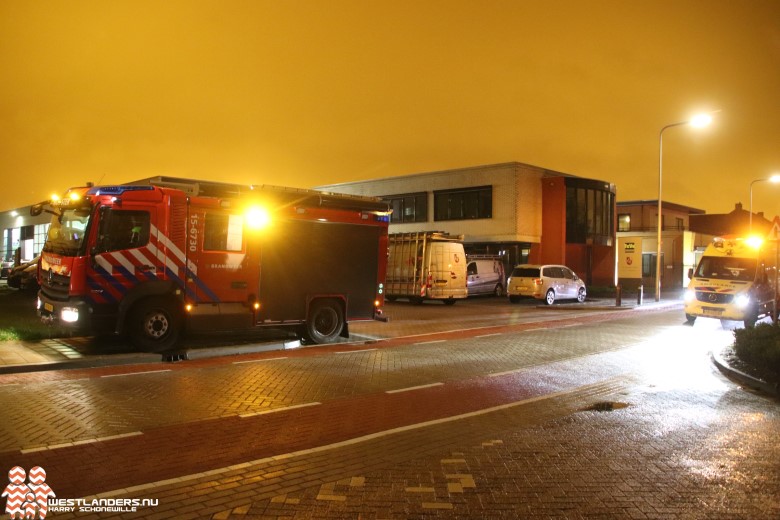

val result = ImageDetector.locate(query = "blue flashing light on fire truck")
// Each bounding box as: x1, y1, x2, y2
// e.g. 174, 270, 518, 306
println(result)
32, 177, 390, 350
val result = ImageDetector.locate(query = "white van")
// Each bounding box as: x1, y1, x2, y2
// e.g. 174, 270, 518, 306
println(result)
386, 232, 468, 304
467, 257, 506, 297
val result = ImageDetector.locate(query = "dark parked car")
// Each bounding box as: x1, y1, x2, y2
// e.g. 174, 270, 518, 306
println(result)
1, 259, 13, 279
7, 256, 39, 291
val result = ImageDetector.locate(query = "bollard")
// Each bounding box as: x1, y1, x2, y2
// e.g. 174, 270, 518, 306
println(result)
637, 284, 643, 305
615, 284, 622, 307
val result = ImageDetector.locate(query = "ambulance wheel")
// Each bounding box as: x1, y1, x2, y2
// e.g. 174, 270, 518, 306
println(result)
305, 299, 344, 344
685, 313, 696, 324
545, 289, 556, 305
129, 297, 182, 352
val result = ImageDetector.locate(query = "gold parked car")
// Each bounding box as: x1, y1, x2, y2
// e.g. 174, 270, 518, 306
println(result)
507, 264, 586, 305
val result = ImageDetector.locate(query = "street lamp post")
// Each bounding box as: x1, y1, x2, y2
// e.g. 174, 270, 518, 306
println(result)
749, 174, 780, 233
656, 114, 712, 302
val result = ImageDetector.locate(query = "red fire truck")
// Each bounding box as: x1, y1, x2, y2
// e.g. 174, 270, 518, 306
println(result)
33, 177, 389, 350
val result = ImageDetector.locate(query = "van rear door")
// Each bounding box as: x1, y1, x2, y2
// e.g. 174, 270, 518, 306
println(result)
428, 242, 467, 299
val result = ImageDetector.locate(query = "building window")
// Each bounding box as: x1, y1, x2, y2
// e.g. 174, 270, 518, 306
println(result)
618, 214, 631, 232
565, 182, 614, 245
204, 213, 244, 252
382, 192, 427, 223
34, 224, 50, 256
675, 217, 684, 230
434, 186, 492, 221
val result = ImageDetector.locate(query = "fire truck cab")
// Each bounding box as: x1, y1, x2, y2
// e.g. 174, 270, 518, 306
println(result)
34, 178, 389, 350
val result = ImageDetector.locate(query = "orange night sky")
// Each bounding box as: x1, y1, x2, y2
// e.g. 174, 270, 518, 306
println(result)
1, 1, 778, 217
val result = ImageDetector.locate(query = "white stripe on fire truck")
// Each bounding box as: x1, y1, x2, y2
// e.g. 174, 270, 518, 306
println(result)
94, 254, 114, 273
150, 224, 197, 275
110, 251, 138, 274
145, 242, 179, 277
129, 248, 164, 277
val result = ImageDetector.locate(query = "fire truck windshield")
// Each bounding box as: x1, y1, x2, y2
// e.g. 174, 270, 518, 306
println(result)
694, 256, 756, 282
43, 207, 92, 256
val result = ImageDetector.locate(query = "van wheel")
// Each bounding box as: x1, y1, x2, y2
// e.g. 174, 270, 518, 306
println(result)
577, 287, 586, 303
545, 289, 555, 305
493, 284, 503, 297
305, 299, 344, 344
129, 297, 182, 352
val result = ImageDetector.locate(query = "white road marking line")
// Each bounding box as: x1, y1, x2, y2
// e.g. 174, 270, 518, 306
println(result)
233, 357, 288, 364
239, 402, 321, 418
488, 368, 525, 378
101, 369, 171, 378
414, 340, 446, 345
335, 348, 377, 355
20, 432, 143, 454
386, 382, 444, 394
475, 333, 502, 338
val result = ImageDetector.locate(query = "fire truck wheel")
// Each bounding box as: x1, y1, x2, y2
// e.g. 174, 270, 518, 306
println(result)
129, 298, 182, 351
304, 299, 344, 344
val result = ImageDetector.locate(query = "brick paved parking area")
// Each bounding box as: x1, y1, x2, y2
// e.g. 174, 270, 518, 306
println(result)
1, 305, 778, 519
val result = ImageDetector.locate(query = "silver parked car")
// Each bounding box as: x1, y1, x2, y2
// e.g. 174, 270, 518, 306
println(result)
507, 264, 586, 305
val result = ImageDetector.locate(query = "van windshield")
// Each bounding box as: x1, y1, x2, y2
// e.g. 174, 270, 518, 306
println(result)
511, 267, 540, 277
694, 256, 756, 281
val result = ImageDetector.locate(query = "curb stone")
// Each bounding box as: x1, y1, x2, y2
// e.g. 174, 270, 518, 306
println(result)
710, 347, 780, 398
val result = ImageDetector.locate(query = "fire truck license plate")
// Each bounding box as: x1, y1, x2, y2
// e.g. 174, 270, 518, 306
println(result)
44, 303, 53, 312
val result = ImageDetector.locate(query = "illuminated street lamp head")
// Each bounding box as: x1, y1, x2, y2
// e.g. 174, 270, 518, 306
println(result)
769, 173, 780, 183
689, 113, 713, 128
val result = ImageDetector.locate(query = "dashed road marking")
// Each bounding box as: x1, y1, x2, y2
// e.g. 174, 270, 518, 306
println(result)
475, 333, 502, 338
414, 340, 446, 345
101, 369, 171, 378
233, 356, 288, 364
386, 382, 444, 394
335, 348, 377, 355
239, 402, 321, 418
20, 431, 143, 454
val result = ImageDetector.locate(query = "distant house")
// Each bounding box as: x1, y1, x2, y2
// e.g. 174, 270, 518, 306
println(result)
616, 200, 709, 291
689, 202, 772, 237
616, 201, 777, 292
